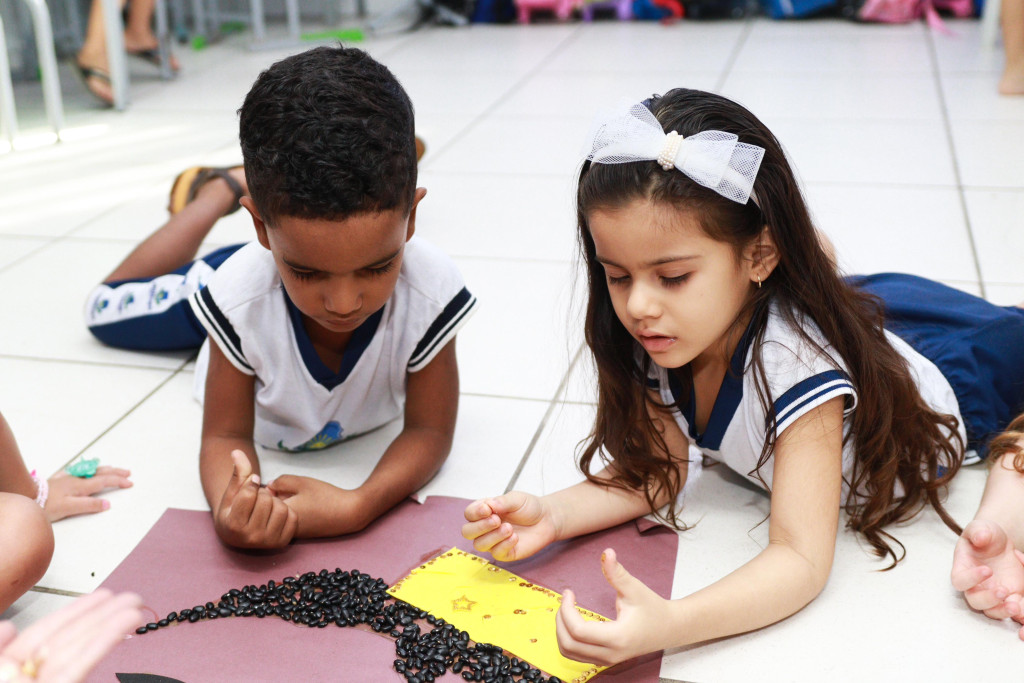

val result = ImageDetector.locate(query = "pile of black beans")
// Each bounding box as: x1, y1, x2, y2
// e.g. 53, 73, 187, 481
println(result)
133, 568, 568, 683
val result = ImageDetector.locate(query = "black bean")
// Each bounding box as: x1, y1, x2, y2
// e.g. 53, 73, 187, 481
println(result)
135, 626, 148, 634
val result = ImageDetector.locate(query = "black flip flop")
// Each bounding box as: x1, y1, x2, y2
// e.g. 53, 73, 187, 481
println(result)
126, 48, 179, 72
72, 62, 114, 107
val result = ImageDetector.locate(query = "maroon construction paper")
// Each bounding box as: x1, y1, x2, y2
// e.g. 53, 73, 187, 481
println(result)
89, 496, 677, 682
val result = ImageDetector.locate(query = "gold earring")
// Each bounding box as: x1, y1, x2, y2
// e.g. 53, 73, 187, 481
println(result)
757, 274, 762, 289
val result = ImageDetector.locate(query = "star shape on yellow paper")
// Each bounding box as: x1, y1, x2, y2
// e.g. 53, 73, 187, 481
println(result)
451, 595, 477, 612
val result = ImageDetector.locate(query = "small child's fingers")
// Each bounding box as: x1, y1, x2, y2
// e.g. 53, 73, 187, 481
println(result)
463, 499, 494, 523
461, 515, 501, 541
72, 473, 133, 494
951, 564, 993, 592
470, 522, 515, 555
225, 474, 260, 528
223, 450, 254, 501
485, 532, 523, 563
486, 492, 528, 517
93, 466, 131, 477
60, 495, 112, 519
246, 487, 276, 530
965, 584, 1008, 612
265, 498, 294, 543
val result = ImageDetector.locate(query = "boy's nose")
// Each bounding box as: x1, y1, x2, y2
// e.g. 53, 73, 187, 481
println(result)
324, 281, 362, 316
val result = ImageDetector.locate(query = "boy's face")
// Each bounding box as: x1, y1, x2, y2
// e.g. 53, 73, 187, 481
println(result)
243, 189, 425, 340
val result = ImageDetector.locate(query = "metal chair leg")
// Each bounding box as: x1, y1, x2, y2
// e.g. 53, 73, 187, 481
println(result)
22, 0, 65, 137
99, 0, 129, 110
0, 13, 20, 147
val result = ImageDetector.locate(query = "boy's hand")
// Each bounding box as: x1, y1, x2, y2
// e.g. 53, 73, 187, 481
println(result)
952, 519, 1024, 629
268, 476, 369, 537
44, 467, 132, 522
214, 450, 297, 549
555, 548, 672, 666
462, 491, 558, 562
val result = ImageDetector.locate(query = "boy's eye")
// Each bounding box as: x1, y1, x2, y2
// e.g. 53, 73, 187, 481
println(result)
366, 260, 396, 277
289, 268, 316, 281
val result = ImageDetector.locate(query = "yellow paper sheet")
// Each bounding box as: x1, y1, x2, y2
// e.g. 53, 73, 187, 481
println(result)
387, 548, 608, 683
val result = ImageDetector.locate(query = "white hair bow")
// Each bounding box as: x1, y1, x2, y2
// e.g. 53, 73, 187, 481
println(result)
582, 101, 765, 206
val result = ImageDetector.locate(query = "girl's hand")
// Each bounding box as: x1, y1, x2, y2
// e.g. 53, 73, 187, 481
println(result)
0, 588, 142, 683
462, 492, 558, 562
951, 519, 1024, 629
44, 467, 132, 523
555, 548, 672, 666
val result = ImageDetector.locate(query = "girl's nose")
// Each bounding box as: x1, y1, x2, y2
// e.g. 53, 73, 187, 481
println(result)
626, 282, 659, 320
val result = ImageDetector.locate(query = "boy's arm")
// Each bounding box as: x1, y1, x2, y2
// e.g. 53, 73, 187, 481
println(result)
271, 338, 459, 537
201, 340, 297, 548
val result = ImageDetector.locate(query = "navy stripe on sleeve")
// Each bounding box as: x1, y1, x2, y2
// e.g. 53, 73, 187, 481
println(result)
769, 369, 855, 434
408, 287, 477, 371
191, 287, 253, 374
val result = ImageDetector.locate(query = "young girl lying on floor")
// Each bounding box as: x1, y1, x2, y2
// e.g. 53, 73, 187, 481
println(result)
463, 89, 1024, 663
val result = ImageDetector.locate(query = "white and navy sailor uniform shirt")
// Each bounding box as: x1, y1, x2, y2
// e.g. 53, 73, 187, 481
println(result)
650, 302, 965, 498
189, 237, 477, 452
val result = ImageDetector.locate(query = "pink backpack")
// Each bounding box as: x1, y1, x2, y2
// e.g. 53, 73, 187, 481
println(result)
857, 0, 971, 30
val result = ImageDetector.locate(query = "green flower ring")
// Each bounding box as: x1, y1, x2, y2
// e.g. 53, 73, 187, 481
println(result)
65, 458, 100, 478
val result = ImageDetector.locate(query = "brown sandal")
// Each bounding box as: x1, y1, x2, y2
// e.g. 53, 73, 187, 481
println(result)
168, 166, 245, 216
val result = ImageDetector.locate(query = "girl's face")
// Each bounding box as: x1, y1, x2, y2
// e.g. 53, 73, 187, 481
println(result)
588, 198, 760, 370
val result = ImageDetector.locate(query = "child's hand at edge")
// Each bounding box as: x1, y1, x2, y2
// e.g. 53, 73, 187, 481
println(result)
214, 450, 297, 549
44, 467, 132, 523
268, 475, 369, 537
0, 588, 143, 683
461, 492, 558, 563
555, 548, 673, 666
952, 519, 1024, 628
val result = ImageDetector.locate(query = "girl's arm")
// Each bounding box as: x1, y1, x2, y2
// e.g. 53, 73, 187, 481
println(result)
1, 413, 131, 522
556, 396, 844, 665
464, 394, 692, 562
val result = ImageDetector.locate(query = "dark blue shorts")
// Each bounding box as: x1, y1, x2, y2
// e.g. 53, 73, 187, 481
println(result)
84, 244, 245, 351
849, 273, 1024, 458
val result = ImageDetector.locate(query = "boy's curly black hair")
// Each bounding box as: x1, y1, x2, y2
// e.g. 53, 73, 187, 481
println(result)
238, 46, 417, 226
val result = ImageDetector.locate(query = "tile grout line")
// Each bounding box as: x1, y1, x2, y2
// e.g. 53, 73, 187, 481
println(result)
503, 343, 585, 494
29, 586, 86, 598
0, 352, 190, 373
420, 26, 588, 169
924, 29, 987, 299
714, 17, 755, 92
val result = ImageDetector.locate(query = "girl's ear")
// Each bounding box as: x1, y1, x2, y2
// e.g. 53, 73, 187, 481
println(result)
745, 225, 779, 285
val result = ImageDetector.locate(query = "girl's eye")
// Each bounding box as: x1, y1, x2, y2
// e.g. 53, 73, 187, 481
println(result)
366, 261, 396, 277
661, 273, 691, 287
606, 274, 630, 286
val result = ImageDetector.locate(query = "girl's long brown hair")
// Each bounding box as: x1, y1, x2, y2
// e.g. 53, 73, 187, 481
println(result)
987, 413, 1024, 472
576, 89, 964, 567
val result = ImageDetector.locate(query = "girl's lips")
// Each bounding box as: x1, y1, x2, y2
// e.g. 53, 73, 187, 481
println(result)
638, 334, 676, 353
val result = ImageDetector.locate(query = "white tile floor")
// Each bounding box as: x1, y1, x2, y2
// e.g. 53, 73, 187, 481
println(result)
2, 13, 1024, 683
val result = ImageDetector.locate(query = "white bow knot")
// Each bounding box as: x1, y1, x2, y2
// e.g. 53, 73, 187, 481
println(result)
583, 101, 765, 206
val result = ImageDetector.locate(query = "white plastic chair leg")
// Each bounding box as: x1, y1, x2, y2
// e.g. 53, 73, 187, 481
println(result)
99, 0, 129, 110
154, 0, 173, 80
981, 0, 1002, 52
22, 0, 65, 136
0, 13, 20, 146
